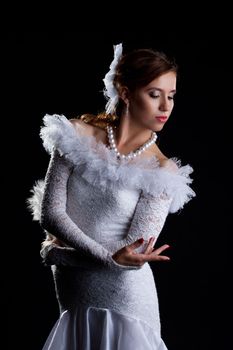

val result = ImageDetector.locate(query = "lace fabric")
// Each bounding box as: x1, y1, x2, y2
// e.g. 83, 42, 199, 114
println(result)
38, 149, 172, 267
40, 150, 141, 271
28, 113, 196, 267
27, 113, 196, 349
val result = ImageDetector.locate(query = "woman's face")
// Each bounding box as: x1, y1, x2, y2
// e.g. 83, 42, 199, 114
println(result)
129, 71, 177, 132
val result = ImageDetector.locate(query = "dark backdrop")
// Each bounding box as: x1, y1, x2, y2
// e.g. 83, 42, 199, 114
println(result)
5, 32, 230, 349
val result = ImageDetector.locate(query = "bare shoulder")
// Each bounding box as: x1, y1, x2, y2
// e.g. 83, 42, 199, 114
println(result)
160, 158, 178, 171
153, 145, 178, 171
69, 118, 95, 136
69, 118, 107, 142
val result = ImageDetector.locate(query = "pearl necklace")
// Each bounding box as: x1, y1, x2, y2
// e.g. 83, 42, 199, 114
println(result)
106, 125, 157, 160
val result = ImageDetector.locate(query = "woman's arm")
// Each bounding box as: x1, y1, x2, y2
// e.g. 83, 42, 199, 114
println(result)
105, 159, 178, 254
40, 149, 140, 270
41, 186, 172, 266
104, 191, 172, 254
40, 241, 105, 268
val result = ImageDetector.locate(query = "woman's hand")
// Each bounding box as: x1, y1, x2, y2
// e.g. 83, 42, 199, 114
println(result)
42, 236, 66, 247
112, 237, 170, 267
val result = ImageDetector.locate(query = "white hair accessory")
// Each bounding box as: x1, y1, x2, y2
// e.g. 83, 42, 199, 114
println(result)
103, 43, 123, 115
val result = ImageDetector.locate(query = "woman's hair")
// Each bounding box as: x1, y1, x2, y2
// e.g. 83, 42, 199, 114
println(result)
80, 48, 178, 130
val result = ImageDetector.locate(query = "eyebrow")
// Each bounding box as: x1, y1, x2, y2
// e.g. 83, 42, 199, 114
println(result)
147, 87, 176, 93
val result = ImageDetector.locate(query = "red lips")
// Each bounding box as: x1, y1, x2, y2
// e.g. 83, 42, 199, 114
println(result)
155, 116, 168, 122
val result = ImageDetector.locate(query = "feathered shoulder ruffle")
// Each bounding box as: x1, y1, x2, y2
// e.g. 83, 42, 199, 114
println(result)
40, 114, 196, 213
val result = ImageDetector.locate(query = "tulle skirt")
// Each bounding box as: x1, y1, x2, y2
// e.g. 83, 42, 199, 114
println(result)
42, 304, 168, 350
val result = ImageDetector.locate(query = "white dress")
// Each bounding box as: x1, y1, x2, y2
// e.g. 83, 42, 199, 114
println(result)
28, 114, 195, 350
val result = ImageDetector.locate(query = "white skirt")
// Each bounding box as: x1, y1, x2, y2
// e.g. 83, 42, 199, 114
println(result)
42, 304, 168, 350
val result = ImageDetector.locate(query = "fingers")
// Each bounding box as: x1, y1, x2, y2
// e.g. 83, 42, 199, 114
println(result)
117, 239, 171, 266
147, 254, 170, 262
142, 244, 171, 263
153, 244, 170, 255
128, 236, 157, 254
127, 238, 144, 251
144, 237, 156, 255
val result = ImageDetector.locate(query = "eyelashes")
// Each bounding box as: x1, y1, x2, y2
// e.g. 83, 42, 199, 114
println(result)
149, 94, 175, 100
149, 94, 160, 98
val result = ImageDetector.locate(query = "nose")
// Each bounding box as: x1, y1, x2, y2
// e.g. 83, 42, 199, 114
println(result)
159, 97, 170, 112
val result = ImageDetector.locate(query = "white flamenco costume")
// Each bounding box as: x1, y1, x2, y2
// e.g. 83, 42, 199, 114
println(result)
28, 114, 195, 350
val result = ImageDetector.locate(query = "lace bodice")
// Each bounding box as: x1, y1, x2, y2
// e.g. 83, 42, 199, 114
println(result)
28, 114, 195, 268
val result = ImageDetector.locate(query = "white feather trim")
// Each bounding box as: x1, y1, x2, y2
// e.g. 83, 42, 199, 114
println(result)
39, 114, 196, 213
27, 179, 45, 220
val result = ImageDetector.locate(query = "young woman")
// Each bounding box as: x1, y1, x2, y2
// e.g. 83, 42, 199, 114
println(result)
28, 43, 195, 349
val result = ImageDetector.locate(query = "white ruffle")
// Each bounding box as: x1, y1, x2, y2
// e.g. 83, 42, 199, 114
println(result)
40, 114, 195, 213
27, 180, 45, 221
42, 305, 168, 350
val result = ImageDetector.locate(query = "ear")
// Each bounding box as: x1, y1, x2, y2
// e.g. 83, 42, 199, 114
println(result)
118, 86, 130, 105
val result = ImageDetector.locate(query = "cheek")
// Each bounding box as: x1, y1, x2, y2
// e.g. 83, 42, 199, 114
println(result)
131, 96, 156, 118
131, 100, 147, 116
135, 98, 147, 109
139, 98, 155, 111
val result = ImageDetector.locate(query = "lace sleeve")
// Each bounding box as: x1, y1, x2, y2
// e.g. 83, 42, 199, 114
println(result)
102, 191, 172, 254
41, 191, 172, 265
125, 192, 172, 253
40, 149, 140, 270
40, 243, 105, 268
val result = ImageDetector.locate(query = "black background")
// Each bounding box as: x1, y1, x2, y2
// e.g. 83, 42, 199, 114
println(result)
5, 31, 231, 349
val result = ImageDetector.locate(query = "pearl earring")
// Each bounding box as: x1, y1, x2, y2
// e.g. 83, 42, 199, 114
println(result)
125, 104, 129, 116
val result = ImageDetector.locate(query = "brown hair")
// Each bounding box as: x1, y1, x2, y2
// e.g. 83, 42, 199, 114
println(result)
80, 48, 178, 130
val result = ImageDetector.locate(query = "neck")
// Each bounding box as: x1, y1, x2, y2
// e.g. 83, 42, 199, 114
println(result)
115, 114, 153, 149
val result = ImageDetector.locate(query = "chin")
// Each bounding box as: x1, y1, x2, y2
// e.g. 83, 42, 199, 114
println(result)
153, 125, 165, 132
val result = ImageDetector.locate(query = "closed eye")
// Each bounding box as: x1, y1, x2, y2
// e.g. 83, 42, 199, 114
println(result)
149, 93, 160, 98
